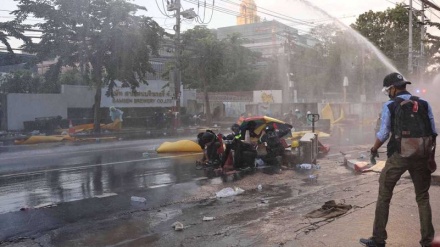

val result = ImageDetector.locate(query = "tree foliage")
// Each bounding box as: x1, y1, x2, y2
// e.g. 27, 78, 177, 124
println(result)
291, 23, 389, 102
180, 26, 261, 123
0, 20, 31, 53
180, 26, 225, 124
13, 0, 164, 131
424, 21, 440, 74
0, 70, 48, 93
351, 4, 422, 74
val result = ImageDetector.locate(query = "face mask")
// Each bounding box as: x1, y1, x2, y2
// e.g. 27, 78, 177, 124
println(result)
382, 86, 394, 99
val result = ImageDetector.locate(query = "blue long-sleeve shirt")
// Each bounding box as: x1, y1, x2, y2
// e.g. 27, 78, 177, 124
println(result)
376, 92, 437, 143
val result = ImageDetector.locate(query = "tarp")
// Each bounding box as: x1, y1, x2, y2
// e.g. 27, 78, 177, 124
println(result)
240, 116, 292, 137
321, 104, 345, 125
321, 103, 335, 123
156, 140, 203, 153
291, 130, 330, 139
305, 200, 352, 219
15, 135, 75, 145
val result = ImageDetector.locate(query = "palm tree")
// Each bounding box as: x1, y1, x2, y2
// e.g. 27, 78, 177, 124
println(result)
0, 20, 31, 53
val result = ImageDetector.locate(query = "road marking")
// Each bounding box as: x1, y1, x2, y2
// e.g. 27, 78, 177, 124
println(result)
0, 153, 201, 178
0, 145, 156, 161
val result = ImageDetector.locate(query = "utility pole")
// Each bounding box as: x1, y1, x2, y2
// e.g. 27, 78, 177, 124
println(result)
408, 0, 414, 74
174, 0, 181, 113
420, 2, 425, 82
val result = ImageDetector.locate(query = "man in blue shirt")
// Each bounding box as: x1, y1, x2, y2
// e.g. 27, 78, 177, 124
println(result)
360, 73, 437, 247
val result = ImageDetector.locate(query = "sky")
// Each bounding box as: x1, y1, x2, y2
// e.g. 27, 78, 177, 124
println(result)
1, 0, 440, 50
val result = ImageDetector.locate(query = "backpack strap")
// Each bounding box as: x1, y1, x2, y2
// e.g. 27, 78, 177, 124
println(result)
409, 96, 419, 101
393, 97, 404, 105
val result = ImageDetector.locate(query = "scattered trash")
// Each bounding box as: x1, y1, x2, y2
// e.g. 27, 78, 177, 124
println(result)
142, 152, 149, 158
257, 184, 263, 191
359, 153, 366, 159
296, 163, 312, 170
305, 200, 352, 219
296, 164, 320, 170
131, 196, 147, 204
171, 221, 184, 231
308, 174, 319, 183
216, 187, 245, 198
260, 199, 269, 204
30, 130, 40, 135
203, 216, 215, 221
255, 158, 265, 167
34, 203, 57, 209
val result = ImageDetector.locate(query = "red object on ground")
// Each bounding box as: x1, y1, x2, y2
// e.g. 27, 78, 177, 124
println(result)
318, 142, 330, 154
68, 120, 75, 135
216, 134, 225, 154
432, 235, 440, 247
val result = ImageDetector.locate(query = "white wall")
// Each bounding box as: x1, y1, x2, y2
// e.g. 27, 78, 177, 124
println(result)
7, 93, 67, 130
61, 85, 95, 108
6, 83, 197, 130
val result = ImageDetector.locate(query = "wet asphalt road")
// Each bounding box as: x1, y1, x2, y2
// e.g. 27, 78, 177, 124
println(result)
0, 138, 205, 241
0, 124, 375, 242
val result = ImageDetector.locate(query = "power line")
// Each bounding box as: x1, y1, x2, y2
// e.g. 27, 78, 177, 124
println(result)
220, 0, 314, 26
155, 0, 174, 18
195, 0, 215, 24
183, 0, 240, 16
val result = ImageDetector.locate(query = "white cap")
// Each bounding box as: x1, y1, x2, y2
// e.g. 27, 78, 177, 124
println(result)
295, 109, 299, 112
307, 111, 311, 114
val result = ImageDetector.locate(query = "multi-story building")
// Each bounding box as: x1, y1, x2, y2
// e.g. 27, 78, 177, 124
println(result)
217, 20, 317, 57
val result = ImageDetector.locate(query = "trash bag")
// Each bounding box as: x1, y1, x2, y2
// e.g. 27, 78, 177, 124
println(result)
215, 187, 245, 198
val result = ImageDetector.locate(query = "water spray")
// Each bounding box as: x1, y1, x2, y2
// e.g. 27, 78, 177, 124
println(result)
292, 0, 400, 74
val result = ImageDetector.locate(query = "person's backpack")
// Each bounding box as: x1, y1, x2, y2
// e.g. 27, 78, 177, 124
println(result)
393, 96, 433, 158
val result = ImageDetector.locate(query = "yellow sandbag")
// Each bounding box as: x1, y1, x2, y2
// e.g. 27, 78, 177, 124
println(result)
14, 135, 74, 145
156, 140, 203, 153
291, 130, 330, 139
103, 119, 122, 130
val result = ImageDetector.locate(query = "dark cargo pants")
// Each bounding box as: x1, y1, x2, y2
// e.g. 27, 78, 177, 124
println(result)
372, 153, 434, 246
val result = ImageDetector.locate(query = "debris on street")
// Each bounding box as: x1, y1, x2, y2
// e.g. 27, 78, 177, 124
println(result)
171, 221, 184, 231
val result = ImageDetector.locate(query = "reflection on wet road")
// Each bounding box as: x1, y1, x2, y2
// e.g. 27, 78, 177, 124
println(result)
0, 141, 204, 215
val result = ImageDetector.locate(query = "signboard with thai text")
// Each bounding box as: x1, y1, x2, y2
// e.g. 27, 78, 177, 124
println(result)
101, 80, 174, 108
195, 91, 253, 102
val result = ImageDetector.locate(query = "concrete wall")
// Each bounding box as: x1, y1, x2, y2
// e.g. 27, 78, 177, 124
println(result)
61, 85, 95, 108
7, 93, 67, 130
5, 84, 197, 131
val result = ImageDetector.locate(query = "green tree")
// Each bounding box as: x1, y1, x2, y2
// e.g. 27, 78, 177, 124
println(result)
14, 0, 164, 132
0, 20, 31, 53
352, 4, 422, 74
0, 70, 44, 93
215, 33, 261, 91
180, 26, 225, 125
424, 21, 440, 75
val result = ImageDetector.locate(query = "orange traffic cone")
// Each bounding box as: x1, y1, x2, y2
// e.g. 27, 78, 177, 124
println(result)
68, 120, 75, 135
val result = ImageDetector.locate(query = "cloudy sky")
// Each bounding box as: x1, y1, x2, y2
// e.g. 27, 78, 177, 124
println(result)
1, 0, 439, 50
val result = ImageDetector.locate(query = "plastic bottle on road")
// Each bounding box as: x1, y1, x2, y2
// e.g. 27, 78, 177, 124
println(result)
131, 196, 147, 204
